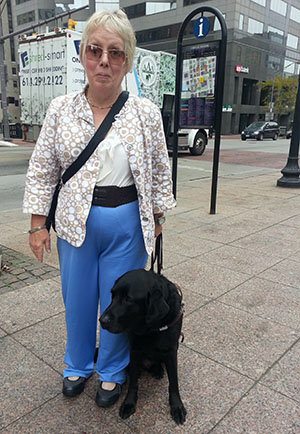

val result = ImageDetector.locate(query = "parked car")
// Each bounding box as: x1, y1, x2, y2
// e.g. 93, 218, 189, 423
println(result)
241, 121, 279, 141
286, 121, 293, 139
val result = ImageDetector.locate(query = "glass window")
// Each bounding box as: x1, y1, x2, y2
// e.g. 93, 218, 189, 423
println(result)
267, 25, 284, 44
251, 0, 266, 6
270, 0, 287, 16
10, 39, 15, 62
290, 6, 300, 24
95, 0, 118, 12
7, 0, 13, 33
287, 34, 298, 49
38, 9, 55, 20
239, 14, 244, 31
247, 18, 263, 34
16, 0, 30, 5
284, 60, 295, 74
266, 55, 281, 70
136, 23, 181, 44
17, 10, 35, 25
241, 78, 258, 105
12, 67, 16, 75
124, 3, 146, 19
13, 80, 18, 88
184, 0, 206, 5
146, 2, 175, 15
213, 14, 225, 31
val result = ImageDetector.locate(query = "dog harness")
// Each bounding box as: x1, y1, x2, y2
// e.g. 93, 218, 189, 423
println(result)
156, 283, 185, 342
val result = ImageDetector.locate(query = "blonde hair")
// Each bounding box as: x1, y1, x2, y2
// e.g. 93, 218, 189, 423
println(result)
79, 9, 136, 71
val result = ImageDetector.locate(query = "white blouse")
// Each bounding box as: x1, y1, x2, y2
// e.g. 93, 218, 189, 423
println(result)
95, 129, 134, 187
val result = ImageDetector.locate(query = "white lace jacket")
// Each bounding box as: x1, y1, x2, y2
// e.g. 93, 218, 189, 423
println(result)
23, 90, 176, 255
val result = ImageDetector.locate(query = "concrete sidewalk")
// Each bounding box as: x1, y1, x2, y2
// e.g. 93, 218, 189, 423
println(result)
1, 156, 300, 432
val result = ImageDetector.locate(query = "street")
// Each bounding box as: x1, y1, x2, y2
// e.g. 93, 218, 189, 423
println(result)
172, 136, 291, 184
0, 136, 292, 211
0, 146, 32, 211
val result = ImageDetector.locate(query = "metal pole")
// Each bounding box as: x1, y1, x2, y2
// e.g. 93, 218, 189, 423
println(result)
171, 22, 183, 199
277, 71, 300, 187
270, 77, 275, 120
0, 4, 89, 42
0, 10, 11, 141
172, 6, 227, 205
210, 14, 227, 214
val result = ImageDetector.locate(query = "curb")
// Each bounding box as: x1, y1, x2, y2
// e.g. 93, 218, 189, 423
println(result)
0, 140, 19, 147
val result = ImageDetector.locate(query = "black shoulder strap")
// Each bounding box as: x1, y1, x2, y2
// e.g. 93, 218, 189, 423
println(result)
62, 90, 129, 184
45, 91, 128, 232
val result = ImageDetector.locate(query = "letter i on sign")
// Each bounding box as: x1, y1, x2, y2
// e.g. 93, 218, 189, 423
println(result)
198, 17, 204, 37
193, 16, 210, 39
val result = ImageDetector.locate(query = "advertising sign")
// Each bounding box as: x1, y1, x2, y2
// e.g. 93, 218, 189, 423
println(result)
66, 32, 86, 93
134, 49, 160, 105
179, 41, 219, 128
19, 30, 85, 125
125, 48, 176, 109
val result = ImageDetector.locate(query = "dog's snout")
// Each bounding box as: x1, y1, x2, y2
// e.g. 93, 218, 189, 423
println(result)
100, 312, 111, 329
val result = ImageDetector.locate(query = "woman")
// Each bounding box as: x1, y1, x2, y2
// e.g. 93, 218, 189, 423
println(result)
23, 9, 175, 408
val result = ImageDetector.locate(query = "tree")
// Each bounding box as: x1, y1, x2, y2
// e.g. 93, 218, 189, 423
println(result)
258, 75, 298, 120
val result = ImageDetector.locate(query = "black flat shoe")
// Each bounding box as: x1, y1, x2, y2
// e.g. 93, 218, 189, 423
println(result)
95, 382, 121, 408
63, 376, 88, 397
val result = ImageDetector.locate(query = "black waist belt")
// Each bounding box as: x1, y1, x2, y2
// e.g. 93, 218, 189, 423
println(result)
92, 184, 138, 208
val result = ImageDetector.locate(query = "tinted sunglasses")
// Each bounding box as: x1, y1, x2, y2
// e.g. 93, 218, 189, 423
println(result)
86, 44, 126, 65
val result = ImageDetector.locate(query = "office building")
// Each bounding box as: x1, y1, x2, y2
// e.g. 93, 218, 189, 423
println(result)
121, 0, 300, 133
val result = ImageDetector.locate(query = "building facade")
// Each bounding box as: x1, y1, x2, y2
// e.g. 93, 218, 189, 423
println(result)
121, 0, 300, 134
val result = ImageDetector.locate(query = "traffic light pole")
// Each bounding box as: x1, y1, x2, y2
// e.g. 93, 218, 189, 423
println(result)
0, 12, 11, 141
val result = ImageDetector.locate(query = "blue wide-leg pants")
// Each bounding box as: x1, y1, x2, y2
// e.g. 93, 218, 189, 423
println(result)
57, 200, 148, 384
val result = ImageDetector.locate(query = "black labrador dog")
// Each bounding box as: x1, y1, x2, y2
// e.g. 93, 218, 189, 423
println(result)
100, 269, 186, 424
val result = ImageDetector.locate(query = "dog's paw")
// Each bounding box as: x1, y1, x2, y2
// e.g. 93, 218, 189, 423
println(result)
170, 402, 187, 425
119, 401, 136, 419
149, 363, 164, 380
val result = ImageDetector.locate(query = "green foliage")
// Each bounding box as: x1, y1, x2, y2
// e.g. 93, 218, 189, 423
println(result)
258, 75, 298, 118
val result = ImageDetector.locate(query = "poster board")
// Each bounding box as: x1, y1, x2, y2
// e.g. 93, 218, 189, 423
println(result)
179, 41, 219, 128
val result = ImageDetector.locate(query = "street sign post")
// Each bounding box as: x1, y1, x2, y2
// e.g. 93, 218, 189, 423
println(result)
171, 6, 227, 215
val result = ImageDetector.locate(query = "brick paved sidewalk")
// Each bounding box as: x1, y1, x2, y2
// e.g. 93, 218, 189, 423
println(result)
0, 245, 60, 295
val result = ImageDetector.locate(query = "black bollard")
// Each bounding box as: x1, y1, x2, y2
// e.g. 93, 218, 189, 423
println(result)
277, 72, 300, 187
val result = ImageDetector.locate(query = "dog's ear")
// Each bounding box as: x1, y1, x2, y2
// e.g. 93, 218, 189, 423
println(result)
145, 288, 170, 328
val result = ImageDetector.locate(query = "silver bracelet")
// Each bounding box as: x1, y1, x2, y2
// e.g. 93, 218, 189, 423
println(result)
28, 224, 47, 234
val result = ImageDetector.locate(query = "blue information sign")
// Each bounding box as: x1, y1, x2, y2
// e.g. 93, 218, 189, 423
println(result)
193, 17, 210, 39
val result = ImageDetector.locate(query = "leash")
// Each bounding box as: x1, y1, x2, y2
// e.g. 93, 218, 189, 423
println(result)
151, 232, 163, 275
150, 233, 184, 342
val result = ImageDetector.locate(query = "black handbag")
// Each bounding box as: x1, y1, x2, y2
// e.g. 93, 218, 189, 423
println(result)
45, 91, 129, 232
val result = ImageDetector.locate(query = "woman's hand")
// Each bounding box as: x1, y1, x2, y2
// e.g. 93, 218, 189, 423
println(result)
29, 229, 51, 262
29, 215, 51, 262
